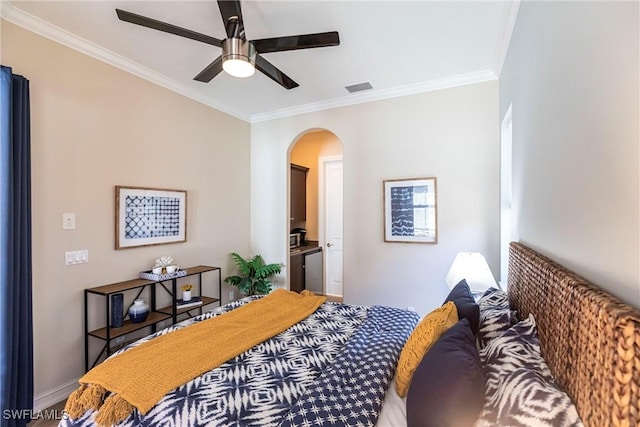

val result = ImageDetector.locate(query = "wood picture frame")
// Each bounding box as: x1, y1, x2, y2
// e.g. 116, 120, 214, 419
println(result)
115, 185, 187, 250
383, 177, 437, 243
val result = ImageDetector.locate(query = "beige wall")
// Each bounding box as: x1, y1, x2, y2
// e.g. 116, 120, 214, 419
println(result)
252, 81, 500, 315
1, 21, 252, 403
499, 2, 640, 307
290, 130, 343, 241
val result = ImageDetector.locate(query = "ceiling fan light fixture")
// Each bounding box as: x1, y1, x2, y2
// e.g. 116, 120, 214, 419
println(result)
222, 38, 256, 78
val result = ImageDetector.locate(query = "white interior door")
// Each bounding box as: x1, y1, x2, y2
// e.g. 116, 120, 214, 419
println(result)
320, 157, 343, 297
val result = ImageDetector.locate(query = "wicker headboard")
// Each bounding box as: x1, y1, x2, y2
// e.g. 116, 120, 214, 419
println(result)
508, 242, 640, 427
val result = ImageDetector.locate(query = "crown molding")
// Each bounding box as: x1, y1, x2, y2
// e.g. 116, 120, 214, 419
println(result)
0, 1, 250, 121
491, 0, 521, 76
250, 69, 498, 123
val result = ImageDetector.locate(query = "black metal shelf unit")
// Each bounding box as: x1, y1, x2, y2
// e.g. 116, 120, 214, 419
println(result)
84, 265, 221, 371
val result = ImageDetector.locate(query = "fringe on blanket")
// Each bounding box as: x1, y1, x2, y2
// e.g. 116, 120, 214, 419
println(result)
64, 384, 133, 427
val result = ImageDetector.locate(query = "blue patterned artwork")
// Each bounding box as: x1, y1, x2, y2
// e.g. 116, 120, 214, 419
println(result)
116, 186, 187, 249
384, 177, 437, 243
390, 186, 416, 236
124, 195, 180, 239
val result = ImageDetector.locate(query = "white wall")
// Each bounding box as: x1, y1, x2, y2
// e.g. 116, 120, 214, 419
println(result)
499, 1, 640, 307
2, 21, 252, 406
252, 81, 500, 315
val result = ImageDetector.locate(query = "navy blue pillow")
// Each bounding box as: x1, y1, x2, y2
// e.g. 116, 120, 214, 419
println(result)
444, 279, 480, 334
406, 319, 485, 427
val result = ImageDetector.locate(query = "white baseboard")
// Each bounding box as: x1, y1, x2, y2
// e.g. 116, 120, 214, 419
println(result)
33, 378, 79, 412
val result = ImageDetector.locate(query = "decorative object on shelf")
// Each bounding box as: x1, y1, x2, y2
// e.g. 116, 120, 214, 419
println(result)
115, 186, 187, 250
224, 253, 282, 296
149, 255, 176, 275
181, 284, 193, 302
110, 293, 124, 328
176, 296, 202, 309
128, 299, 150, 323
139, 269, 187, 281
383, 177, 438, 244
445, 252, 498, 294
154, 256, 173, 268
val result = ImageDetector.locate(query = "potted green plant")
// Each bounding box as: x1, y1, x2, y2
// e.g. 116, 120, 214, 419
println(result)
224, 252, 282, 296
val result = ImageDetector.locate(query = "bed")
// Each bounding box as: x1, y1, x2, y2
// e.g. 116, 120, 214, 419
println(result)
61, 242, 640, 427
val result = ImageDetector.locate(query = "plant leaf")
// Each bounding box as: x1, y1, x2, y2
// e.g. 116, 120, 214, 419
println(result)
224, 252, 281, 295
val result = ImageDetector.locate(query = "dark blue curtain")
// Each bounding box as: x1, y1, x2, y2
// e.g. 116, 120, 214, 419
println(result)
0, 66, 33, 427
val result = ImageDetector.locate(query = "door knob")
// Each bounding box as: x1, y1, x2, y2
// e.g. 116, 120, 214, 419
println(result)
327, 243, 333, 247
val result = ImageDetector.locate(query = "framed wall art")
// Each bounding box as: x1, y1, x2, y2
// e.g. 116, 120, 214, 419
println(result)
383, 177, 437, 244
115, 186, 187, 250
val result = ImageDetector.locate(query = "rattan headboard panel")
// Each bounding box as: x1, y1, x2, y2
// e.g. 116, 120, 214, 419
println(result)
508, 242, 640, 427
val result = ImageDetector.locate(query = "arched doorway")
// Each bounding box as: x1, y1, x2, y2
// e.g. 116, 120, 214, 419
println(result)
288, 129, 344, 301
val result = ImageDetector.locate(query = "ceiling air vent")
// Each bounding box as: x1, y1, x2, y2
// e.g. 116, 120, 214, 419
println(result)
345, 82, 373, 93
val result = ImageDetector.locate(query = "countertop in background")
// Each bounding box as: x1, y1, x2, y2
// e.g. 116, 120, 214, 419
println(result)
290, 241, 322, 256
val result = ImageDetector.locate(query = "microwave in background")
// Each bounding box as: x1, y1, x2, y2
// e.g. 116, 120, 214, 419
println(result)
290, 233, 301, 249
292, 228, 307, 244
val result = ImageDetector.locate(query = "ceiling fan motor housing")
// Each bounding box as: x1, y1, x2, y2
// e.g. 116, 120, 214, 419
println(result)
222, 38, 256, 77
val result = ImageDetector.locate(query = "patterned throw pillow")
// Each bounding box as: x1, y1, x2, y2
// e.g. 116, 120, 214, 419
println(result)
478, 287, 509, 311
477, 288, 517, 349
477, 308, 517, 349
474, 315, 583, 427
395, 301, 458, 397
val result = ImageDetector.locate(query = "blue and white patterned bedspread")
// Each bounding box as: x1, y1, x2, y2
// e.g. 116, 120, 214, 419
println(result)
61, 297, 418, 427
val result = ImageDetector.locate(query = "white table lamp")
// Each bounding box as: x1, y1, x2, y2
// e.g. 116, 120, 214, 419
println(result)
445, 252, 498, 293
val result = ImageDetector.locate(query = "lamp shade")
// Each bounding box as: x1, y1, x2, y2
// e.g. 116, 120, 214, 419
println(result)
445, 252, 497, 292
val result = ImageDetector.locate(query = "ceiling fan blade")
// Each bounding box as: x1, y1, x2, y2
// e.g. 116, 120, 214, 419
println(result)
252, 31, 340, 54
194, 56, 224, 82
255, 55, 299, 90
116, 9, 222, 47
217, 0, 245, 39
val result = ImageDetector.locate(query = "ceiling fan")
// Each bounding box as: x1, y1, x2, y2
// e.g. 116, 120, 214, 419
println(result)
115, 1, 340, 90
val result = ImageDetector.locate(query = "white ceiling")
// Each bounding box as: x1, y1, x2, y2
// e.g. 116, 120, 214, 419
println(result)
1, 1, 519, 122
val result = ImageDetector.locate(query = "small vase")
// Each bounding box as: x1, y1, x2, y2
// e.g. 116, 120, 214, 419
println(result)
182, 290, 192, 302
128, 299, 149, 323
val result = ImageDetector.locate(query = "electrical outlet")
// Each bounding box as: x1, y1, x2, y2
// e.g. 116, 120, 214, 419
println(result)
62, 213, 76, 230
112, 336, 125, 345
229, 290, 234, 301
407, 306, 416, 312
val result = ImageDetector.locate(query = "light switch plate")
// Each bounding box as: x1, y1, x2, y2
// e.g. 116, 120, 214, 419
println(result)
65, 249, 88, 265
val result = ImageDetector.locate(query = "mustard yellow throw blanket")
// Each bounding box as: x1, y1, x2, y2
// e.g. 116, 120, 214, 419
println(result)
65, 289, 325, 426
